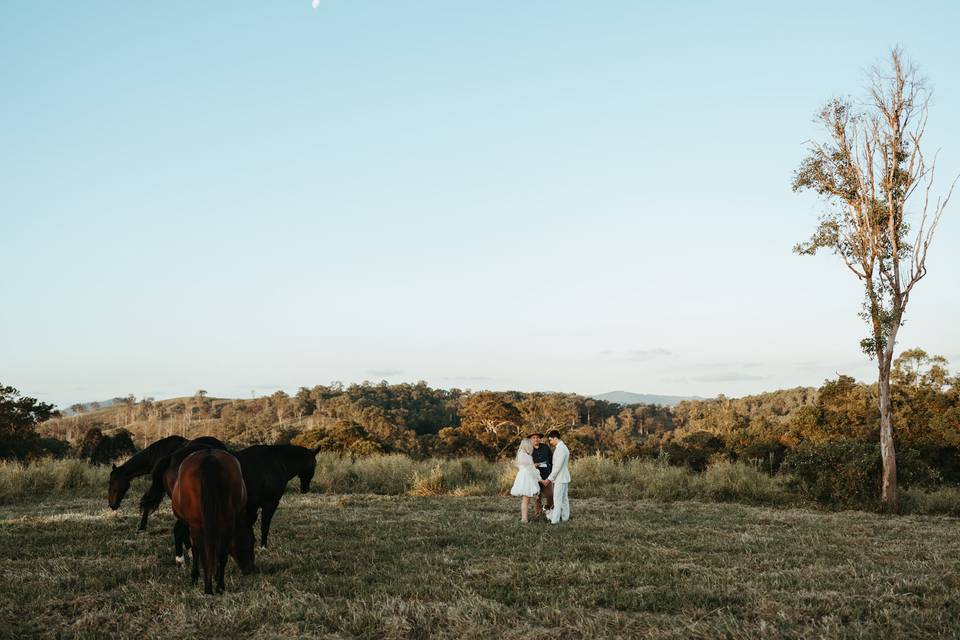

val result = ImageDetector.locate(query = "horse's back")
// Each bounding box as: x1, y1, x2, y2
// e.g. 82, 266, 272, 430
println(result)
236, 444, 311, 483
172, 450, 246, 528
153, 435, 190, 454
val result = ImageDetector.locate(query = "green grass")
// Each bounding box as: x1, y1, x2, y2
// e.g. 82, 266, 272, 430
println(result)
2, 492, 959, 639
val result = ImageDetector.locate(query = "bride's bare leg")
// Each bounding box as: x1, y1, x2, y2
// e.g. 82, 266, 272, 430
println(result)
521, 496, 529, 523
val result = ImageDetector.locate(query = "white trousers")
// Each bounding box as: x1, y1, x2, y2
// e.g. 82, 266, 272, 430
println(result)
549, 482, 570, 524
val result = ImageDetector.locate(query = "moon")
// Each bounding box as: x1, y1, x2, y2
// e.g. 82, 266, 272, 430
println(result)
312, 0, 320, 8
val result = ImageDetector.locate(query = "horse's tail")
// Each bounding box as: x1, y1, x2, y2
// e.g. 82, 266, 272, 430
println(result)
200, 453, 224, 586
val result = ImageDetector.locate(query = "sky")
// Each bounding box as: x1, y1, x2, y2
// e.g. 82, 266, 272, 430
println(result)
2, 1, 959, 409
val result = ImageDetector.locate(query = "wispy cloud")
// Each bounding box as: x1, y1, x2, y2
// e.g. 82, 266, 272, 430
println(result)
366, 369, 404, 378
697, 361, 763, 369
692, 372, 769, 383
603, 348, 672, 362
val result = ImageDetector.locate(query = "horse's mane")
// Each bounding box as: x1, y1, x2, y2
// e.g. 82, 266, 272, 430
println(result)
115, 435, 188, 476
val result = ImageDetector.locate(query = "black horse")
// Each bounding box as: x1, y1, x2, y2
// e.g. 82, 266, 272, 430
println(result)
138, 436, 229, 566
235, 445, 320, 548
107, 435, 187, 510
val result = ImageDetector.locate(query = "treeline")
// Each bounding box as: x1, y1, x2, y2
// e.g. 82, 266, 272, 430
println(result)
12, 348, 960, 503
221, 349, 958, 474
217, 383, 674, 460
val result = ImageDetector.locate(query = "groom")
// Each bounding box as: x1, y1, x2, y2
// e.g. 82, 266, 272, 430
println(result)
540, 430, 570, 524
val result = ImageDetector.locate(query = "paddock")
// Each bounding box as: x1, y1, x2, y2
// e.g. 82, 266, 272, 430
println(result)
2, 492, 957, 639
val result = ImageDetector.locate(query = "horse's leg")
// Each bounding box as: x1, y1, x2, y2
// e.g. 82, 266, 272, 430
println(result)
216, 542, 228, 593
184, 527, 193, 559
259, 499, 280, 549
202, 531, 216, 595
137, 507, 151, 532
203, 559, 214, 595
137, 464, 169, 532
190, 531, 201, 585
174, 520, 188, 567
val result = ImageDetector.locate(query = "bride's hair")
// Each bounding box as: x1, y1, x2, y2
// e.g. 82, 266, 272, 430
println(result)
517, 438, 533, 456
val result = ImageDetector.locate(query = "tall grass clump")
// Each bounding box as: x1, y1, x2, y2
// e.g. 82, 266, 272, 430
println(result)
408, 463, 445, 496
0, 459, 107, 504
310, 454, 510, 496
437, 457, 506, 496
572, 457, 697, 501
570, 457, 793, 505
900, 486, 960, 516
699, 461, 794, 506
637, 461, 699, 501
569, 455, 630, 497
311, 453, 418, 494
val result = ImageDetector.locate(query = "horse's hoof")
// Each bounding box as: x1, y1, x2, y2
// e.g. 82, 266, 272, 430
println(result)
175, 556, 184, 568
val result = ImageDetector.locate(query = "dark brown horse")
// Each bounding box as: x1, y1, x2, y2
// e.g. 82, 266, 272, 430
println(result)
107, 436, 188, 510
138, 436, 228, 565
172, 449, 255, 594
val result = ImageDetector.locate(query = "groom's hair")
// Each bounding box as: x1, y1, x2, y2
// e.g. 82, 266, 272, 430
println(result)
546, 429, 561, 439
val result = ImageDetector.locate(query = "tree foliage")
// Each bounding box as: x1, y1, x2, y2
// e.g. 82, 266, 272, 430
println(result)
0, 383, 60, 460
792, 48, 956, 507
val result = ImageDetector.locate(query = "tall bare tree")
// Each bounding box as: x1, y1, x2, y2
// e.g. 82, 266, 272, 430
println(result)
793, 48, 956, 508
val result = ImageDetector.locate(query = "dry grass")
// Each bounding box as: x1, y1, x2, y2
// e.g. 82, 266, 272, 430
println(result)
2, 492, 959, 639
0, 459, 108, 504
4, 455, 960, 516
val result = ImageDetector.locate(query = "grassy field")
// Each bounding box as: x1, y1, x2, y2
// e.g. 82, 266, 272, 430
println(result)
2, 487, 959, 639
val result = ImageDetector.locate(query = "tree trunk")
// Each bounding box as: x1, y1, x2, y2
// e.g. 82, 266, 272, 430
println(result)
878, 355, 898, 509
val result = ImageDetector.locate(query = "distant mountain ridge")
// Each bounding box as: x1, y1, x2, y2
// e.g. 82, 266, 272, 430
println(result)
589, 391, 701, 406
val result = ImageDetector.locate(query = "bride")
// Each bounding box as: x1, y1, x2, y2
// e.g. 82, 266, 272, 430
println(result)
510, 438, 541, 523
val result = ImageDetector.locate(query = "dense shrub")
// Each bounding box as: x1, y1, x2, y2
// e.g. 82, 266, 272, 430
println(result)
74, 427, 138, 465
661, 431, 727, 471
729, 438, 788, 473
782, 441, 941, 508
0, 383, 63, 461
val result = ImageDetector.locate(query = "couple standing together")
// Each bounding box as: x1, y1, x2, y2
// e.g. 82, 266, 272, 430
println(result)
510, 430, 571, 524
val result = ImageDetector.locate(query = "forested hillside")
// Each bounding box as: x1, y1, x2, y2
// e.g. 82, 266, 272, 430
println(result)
33, 350, 959, 478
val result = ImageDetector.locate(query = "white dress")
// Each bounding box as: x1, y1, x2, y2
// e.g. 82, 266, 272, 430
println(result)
510, 450, 541, 497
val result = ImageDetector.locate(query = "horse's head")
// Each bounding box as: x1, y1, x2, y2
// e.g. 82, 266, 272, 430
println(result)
107, 464, 130, 510
231, 524, 256, 575
298, 447, 321, 493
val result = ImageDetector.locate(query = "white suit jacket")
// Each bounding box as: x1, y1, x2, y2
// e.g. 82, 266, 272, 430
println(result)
548, 441, 571, 484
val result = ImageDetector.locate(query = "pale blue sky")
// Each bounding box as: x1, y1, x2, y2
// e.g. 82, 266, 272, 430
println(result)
2, 1, 959, 408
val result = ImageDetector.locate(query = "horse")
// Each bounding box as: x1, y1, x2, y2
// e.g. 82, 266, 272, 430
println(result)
107, 435, 188, 510
171, 449, 255, 594
138, 436, 228, 566
235, 445, 321, 548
